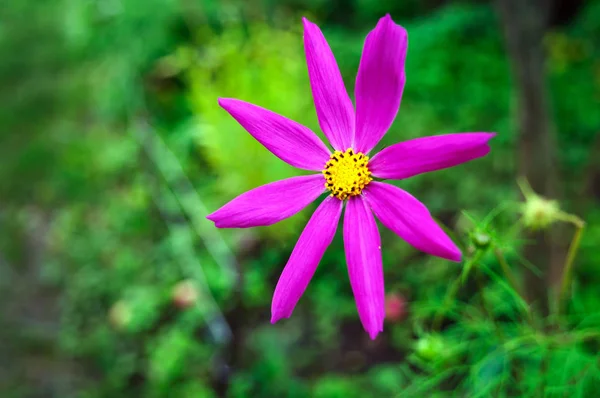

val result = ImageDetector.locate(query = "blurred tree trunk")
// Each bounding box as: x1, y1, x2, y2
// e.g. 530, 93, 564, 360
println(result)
494, 0, 562, 315
585, 135, 600, 202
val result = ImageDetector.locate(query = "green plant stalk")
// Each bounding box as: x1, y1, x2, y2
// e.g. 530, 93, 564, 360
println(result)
475, 270, 505, 342
558, 219, 585, 317
516, 176, 535, 200
432, 250, 484, 330
432, 276, 462, 331
494, 247, 533, 325
494, 248, 521, 297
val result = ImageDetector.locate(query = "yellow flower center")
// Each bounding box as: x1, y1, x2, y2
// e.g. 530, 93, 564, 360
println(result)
323, 148, 372, 200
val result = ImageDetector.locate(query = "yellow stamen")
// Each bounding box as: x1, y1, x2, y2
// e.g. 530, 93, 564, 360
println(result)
323, 148, 372, 200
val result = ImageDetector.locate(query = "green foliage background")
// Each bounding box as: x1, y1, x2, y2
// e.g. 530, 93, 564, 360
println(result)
1, 0, 599, 397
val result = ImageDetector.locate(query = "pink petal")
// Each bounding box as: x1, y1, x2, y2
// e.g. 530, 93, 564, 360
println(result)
271, 196, 343, 323
206, 175, 325, 228
303, 18, 355, 151
218, 98, 330, 171
343, 196, 385, 340
370, 133, 496, 180
363, 182, 461, 262
354, 14, 408, 154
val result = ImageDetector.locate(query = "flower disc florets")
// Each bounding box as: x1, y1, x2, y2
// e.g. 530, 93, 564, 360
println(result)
323, 148, 372, 200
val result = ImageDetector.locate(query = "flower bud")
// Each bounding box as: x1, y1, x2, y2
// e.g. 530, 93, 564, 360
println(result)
172, 279, 199, 309
471, 231, 491, 249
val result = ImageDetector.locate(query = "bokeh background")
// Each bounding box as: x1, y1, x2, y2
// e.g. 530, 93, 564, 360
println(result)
1, 0, 599, 397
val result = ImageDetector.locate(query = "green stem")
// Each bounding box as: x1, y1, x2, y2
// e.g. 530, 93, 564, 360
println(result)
432, 250, 486, 330
516, 176, 535, 200
558, 219, 585, 316
432, 276, 462, 331
494, 248, 533, 325
494, 248, 522, 299
476, 270, 505, 341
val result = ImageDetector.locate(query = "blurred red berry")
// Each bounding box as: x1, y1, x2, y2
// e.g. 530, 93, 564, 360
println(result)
385, 292, 407, 322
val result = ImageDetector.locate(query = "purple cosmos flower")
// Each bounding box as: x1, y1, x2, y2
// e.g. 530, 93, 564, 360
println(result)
207, 15, 495, 339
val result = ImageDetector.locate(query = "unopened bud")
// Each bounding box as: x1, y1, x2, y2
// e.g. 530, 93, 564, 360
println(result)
471, 231, 491, 249
172, 279, 199, 309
